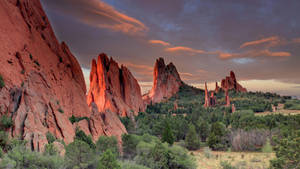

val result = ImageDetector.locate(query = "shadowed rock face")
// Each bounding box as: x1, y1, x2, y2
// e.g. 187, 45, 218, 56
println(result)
143, 58, 183, 104
221, 71, 247, 92
0, 0, 124, 150
87, 53, 144, 117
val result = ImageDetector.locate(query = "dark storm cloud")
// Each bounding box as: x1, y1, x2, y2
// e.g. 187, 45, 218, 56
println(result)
41, 0, 300, 96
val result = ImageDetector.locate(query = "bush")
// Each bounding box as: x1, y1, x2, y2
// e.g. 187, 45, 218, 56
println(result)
65, 140, 93, 169
0, 131, 9, 150
97, 149, 120, 169
46, 132, 56, 144
0, 75, 5, 88
69, 115, 89, 124
120, 160, 150, 169
0, 115, 13, 130
0, 141, 63, 169
122, 134, 140, 159
262, 138, 273, 153
185, 124, 200, 150
220, 161, 236, 169
203, 147, 212, 158
270, 132, 300, 169
58, 108, 64, 113
96, 136, 119, 156
75, 128, 95, 149
161, 120, 174, 145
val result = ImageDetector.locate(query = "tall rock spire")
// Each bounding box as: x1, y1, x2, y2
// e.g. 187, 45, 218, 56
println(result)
225, 89, 230, 107
143, 58, 183, 104
204, 82, 210, 107
221, 71, 247, 92
87, 53, 145, 117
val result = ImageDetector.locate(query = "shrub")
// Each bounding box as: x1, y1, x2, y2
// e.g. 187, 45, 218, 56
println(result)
120, 160, 150, 169
185, 124, 200, 150
75, 128, 95, 149
0, 131, 8, 150
46, 132, 56, 144
58, 108, 64, 114
69, 115, 89, 124
122, 134, 140, 159
65, 140, 93, 169
270, 133, 300, 169
220, 161, 236, 169
0, 141, 63, 169
43, 143, 58, 156
34, 60, 40, 66
96, 136, 119, 156
161, 120, 174, 145
0, 115, 13, 130
0, 75, 4, 88
262, 138, 273, 153
97, 149, 120, 169
203, 147, 212, 159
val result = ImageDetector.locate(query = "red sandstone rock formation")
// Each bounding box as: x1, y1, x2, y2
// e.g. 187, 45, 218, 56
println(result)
221, 71, 247, 92
87, 53, 144, 117
143, 58, 183, 104
215, 82, 220, 93
0, 0, 125, 150
204, 82, 209, 107
225, 90, 231, 107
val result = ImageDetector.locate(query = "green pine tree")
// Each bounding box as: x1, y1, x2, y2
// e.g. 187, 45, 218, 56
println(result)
185, 123, 200, 150
97, 149, 121, 169
161, 120, 175, 145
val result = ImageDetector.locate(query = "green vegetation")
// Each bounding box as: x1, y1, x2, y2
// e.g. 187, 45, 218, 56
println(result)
46, 131, 56, 144
96, 136, 119, 156
97, 149, 120, 169
58, 107, 64, 113
185, 123, 200, 150
29, 53, 33, 60
161, 120, 174, 145
0, 75, 5, 88
75, 128, 95, 149
284, 99, 300, 110
69, 115, 90, 124
34, 60, 40, 66
0, 115, 13, 130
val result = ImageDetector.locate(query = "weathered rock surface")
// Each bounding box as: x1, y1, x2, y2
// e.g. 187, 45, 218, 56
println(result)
221, 71, 247, 92
215, 82, 220, 93
87, 53, 144, 117
0, 0, 124, 150
143, 58, 183, 104
204, 82, 217, 107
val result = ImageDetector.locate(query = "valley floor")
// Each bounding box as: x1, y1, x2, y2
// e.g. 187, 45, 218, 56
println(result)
192, 149, 275, 169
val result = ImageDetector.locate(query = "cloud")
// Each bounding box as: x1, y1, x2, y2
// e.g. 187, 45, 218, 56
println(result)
292, 38, 300, 43
240, 36, 280, 48
149, 40, 170, 46
165, 46, 205, 54
218, 49, 291, 60
43, 0, 148, 35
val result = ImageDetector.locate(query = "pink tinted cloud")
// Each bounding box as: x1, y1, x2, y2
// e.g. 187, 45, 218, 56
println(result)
240, 36, 280, 48
149, 40, 171, 46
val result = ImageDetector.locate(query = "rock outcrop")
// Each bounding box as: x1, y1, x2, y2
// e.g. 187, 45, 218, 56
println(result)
215, 82, 220, 93
143, 58, 183, 104
0, 0, 125, 150
204, 82, 217, 108
225, 89, 231, 107
87, 53, 144, 117
221, 71, 247, 92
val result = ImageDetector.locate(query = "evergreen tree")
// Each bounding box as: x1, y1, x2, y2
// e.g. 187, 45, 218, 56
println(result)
196, 118, 210, 142
97, 149, 121, 169
161, 120, 175, 145
185, 124, 200, 150
65, 140, 93, 169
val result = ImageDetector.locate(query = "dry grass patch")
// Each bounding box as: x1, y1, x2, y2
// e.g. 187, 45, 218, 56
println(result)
192, 148, 275, 169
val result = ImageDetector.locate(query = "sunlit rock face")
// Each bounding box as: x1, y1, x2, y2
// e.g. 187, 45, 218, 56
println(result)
143, 58, 183, 104
221, 71, 247, 92
0, 0, 92, 151
87, 53, 145, 117
0, 0, 126, 150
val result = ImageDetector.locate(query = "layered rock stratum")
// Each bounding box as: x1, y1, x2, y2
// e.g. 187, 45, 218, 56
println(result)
87, 54, 145, 117
143, 58, 183, 104
0, 0, 126, 150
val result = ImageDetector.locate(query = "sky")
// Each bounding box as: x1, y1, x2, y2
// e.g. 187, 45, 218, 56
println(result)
40, 0, 300, 98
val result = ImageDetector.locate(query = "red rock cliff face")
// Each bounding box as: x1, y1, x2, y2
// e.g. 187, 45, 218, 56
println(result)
0, 0, 121, 150
87, 53, 144, 117
221, 71, 247, 92
144, 58, 183, 104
